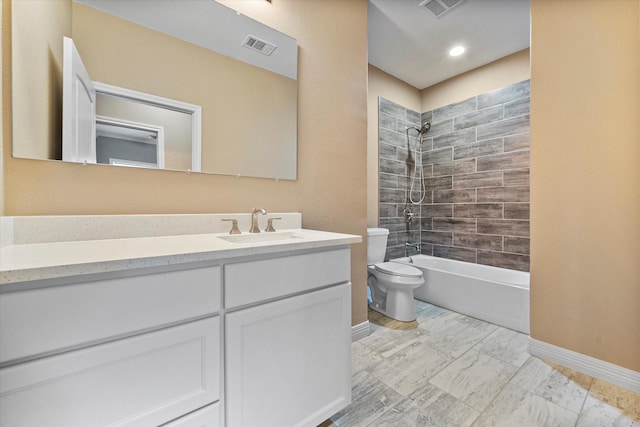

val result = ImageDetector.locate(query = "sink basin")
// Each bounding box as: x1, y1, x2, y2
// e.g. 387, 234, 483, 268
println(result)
218, 231, 304, 244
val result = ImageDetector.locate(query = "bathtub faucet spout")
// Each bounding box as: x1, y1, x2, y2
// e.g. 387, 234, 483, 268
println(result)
405, 242, 421, 257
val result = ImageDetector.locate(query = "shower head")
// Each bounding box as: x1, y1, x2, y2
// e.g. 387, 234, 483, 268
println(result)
408, 122, 431, 135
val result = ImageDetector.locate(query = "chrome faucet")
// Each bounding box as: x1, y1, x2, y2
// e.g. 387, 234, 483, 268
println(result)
250, 208, 268, 233
405, 241, 421, 257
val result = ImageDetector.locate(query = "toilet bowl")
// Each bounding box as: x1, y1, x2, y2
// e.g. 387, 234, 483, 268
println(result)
367, 228, 425, 322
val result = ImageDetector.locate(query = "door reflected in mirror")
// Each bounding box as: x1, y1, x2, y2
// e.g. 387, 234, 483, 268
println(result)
94, 84, 201, 172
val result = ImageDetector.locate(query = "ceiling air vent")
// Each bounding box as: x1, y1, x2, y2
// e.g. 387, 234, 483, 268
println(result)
419, 0, 466, 18
242, 35, 277, 56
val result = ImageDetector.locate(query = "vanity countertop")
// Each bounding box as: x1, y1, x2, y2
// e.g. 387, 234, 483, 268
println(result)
0, 229, 362, 285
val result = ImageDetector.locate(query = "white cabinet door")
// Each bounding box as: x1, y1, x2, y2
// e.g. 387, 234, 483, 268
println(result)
0, 317, 220, 427
164, 402, 220, 427
226, 284, 351, 427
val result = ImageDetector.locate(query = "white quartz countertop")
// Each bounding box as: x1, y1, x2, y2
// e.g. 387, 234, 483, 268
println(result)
0, 229, 362, 285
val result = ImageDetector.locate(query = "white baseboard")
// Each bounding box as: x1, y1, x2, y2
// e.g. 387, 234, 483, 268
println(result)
529, 338, 640, 393
351, 321, 370, 342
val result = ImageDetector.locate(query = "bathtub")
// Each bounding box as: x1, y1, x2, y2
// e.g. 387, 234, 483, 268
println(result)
392, 255, 530, 334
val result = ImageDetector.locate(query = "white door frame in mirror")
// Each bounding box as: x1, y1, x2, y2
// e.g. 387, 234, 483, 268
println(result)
93, 82, 202, 172
96, 115, 165, 169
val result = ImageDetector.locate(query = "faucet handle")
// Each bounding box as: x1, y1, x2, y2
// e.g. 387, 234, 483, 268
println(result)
221, 219, 241, 234
265, 217, 282, 232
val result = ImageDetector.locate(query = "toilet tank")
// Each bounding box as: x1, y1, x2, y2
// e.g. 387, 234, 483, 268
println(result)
367, 228, 389, 264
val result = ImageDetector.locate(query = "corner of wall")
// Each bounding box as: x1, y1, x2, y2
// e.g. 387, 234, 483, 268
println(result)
0, 0, 8, 216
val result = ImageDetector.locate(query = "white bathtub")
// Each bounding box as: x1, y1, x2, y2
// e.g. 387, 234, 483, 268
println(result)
392, 255, 530, 334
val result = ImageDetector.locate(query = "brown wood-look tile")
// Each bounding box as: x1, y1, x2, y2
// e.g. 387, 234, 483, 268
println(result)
453, 171, 503, 189
422, 231, 453, 246
504, 133, 530, 152
454, 138, 504, 160
454, 203, 503, 219
424, 176, 453, 191
433, 158, 477, 177
433, 127, 477, 150
422, 203, 453, 218
477, 186, 529, 203
504, 236, 530, 255
477, 250, 530, 271
477, 219, 530, 237
504, 168, 530, 186
433, 189, 477, 203
454, 233, 503, 251
432, 218, 477, 233
477, 150, 530, 172
504, 203, 530, 220
454, 105, 503, 131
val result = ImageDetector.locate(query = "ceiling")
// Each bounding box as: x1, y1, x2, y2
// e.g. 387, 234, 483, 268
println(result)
368, 0, 530, 90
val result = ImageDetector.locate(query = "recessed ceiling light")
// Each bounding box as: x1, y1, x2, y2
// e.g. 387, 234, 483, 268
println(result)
449, 46, 466, 57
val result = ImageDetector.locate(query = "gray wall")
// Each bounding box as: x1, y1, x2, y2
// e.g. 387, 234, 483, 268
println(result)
378, 80, 531, 271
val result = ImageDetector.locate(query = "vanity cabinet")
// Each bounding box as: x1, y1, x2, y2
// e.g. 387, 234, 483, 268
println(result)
225, 249, 352, 427
0, 266, 222, 427
0, 245, 353, 427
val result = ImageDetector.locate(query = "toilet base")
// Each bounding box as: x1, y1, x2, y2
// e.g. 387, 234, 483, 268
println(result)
368, 287, 417, 322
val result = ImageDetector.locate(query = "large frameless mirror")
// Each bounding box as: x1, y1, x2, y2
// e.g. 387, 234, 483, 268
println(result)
11, 0, 298, 180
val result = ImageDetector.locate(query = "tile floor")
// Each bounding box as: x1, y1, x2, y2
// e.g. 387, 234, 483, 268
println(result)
322, 301, 640, 427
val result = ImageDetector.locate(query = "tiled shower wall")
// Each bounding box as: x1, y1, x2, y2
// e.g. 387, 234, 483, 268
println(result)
377, 98, 421, 260
378, 80, 531, 271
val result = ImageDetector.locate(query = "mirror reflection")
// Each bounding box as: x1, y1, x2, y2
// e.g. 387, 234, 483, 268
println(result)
11, 0, 298, 180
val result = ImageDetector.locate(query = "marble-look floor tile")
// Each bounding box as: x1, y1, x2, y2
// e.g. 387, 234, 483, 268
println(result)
509, 357, 591, 414
576, 392, 640, 427
340, 301, 634, 427
429, 349, 518, 411
331, 370, 404, 427
473, 327, 530, 368
363, 326, 427, 359
366, 398, 424, 427
418, 314, 498, 359
474, 382, 579, 427
351, 341, 385, 375
410, 382, 480, 426
370, 339, 452, 397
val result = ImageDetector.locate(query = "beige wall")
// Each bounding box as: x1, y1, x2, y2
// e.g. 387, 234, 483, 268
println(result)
422, 49, 531, 112
11, 0, 69, 160
367, 64, 420, 227
2, 0, 369, 326
531, 0, 640, 372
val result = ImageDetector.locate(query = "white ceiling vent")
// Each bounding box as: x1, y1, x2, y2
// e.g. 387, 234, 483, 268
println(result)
419, 0, 466, 18
242, 35, 277, 56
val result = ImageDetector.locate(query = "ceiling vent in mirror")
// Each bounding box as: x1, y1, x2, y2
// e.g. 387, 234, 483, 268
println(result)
242, 35, 277, 56
419, 0, 465, 18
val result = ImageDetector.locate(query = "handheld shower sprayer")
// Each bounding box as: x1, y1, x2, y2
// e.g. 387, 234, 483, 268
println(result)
404, 121, 431, 205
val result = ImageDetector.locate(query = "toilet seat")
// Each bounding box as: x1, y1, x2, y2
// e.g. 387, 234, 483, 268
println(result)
374, 262, 422, 278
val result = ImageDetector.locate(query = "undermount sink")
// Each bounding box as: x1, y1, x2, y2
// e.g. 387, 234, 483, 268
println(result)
217, 231, 304, 244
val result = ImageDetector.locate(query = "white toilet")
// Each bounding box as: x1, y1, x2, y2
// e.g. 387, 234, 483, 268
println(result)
367, 228, 425, 322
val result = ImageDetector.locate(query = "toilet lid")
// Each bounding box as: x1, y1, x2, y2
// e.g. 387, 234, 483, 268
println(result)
374, 262, 423, 278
